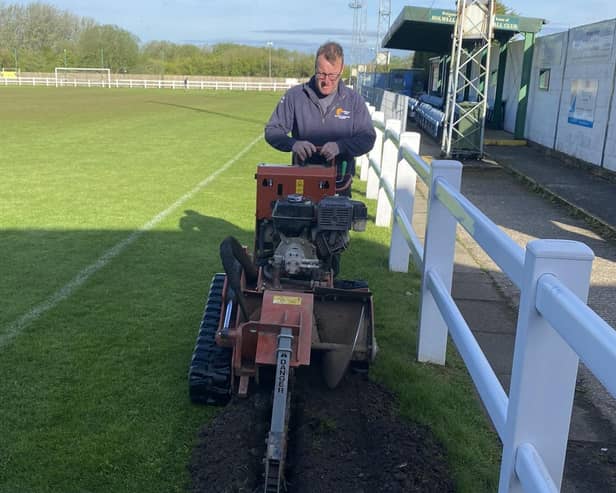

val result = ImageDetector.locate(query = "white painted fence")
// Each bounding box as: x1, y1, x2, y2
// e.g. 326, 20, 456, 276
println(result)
0, 76, 293, 91
360, 108, 616, 492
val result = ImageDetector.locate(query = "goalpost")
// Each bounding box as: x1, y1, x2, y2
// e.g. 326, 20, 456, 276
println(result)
54, 67, 111, 88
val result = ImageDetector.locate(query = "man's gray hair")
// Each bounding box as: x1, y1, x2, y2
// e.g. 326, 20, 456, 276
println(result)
315, 41, 344, 65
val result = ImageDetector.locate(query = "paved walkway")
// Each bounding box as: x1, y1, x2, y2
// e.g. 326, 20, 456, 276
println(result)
409, 126, 616, 492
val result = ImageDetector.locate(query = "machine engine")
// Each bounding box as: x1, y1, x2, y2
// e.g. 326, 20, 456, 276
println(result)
262, 193, 367, 279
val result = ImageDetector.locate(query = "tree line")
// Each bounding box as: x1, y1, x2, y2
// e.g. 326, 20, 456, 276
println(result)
0, 2, 513, 77
0, 2, 316, 76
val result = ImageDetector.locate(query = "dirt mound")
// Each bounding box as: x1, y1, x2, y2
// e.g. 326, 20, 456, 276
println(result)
189, 370, 455, 492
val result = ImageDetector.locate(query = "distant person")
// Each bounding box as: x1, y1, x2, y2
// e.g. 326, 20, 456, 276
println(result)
264, 41, 375, 189
184, 77, 188, 89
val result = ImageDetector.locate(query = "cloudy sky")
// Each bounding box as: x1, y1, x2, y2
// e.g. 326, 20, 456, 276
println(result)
8, 0, 616, 54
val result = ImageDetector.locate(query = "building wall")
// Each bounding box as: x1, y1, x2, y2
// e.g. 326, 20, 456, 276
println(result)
553, 20, 616, 166
502, 40, 524, 134
524, 32, 569, 149
487, 44, 501, 109
491, 18, 616, 168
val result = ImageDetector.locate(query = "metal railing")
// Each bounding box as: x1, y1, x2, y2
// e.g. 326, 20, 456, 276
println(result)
360, 107, 616, 492
1, 76, 294, 91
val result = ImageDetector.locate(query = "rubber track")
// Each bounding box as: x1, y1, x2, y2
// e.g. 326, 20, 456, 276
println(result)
188, 273, 232, 405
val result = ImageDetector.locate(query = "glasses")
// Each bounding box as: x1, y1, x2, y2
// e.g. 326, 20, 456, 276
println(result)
315, 71, 341, 81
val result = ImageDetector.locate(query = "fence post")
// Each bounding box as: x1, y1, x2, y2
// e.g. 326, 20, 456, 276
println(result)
357, 153, 368, 181
389, 132, 421, 272
376, 119, 401, 227
359, 105, 376, 181
417, 160, 462, 365
498, 239, 594, 493
366, 111, 385, 199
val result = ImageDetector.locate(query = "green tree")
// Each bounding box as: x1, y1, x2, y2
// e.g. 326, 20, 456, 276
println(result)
495, 0, 516, 15
77, 24, 139, 72
0, 2, 84, 70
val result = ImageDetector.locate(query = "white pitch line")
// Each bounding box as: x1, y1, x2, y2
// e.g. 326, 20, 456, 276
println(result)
0, 134, 263, 350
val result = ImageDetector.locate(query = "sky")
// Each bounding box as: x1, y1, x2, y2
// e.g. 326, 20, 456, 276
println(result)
8, 0, 616, 56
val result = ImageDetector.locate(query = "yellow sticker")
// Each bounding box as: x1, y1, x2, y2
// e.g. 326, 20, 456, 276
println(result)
273, 295, 302, 305
295, 179, 304, 194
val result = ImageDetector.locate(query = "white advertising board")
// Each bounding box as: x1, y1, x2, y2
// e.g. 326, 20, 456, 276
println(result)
567, 79, 599, 128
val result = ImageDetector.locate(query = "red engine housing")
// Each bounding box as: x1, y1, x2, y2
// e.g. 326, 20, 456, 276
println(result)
255, 164, 337, 220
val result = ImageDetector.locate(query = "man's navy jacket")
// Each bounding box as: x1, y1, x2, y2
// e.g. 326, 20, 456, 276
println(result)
264, 77, 376, 174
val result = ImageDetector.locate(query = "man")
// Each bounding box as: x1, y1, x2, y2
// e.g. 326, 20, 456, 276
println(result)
264, 41, 376, 181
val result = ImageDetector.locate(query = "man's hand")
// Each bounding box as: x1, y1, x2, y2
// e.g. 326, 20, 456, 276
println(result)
320, 142, 340, 161
292, 140, 317, 162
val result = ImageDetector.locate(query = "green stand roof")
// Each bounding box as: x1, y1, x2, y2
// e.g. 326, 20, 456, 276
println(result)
382, 6, 544, 53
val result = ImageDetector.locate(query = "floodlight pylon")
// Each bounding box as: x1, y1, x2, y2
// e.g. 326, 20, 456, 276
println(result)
441, 0, 496, 159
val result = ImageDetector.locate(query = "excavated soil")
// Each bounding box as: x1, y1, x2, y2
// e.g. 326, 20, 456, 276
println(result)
189, 368, 455, 493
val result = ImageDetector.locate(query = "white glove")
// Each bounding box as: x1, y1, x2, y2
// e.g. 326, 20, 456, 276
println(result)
320, 142, 340, 161
292, 140, 317, 162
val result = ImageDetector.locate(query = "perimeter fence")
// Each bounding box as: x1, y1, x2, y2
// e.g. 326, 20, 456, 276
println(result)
1, 75, 295, 91
360, 107, 616, 492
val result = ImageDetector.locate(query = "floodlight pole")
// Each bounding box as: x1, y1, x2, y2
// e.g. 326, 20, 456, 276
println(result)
267, 41, 273, 78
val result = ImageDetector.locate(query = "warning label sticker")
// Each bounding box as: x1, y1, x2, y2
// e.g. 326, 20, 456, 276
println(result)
272, 295, 302, 305
295, 179, 304, 194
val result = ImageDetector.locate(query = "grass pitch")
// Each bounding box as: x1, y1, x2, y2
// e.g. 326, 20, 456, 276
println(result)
0, 86, 499, 492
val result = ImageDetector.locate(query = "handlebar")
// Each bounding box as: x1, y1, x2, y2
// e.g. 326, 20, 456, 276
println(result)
291, 147, 352, 194
292, 146, 337, 167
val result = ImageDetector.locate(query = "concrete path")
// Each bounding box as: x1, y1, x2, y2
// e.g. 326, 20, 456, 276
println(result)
409, 127, 616, 491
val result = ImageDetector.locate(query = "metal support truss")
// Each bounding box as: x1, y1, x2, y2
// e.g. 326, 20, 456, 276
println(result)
375, 0, 391, 66
349, 0, 364, 67
442, 0, 495, 159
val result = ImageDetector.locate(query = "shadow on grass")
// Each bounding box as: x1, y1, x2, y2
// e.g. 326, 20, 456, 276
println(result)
0, 210, 254, 493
